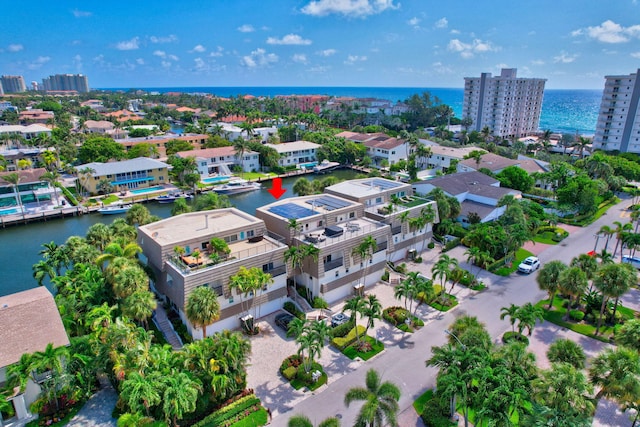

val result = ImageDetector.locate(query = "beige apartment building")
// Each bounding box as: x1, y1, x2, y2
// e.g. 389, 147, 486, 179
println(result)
138, 208, 288, 338
256, 194, 390, 303
324, 178, 438, 262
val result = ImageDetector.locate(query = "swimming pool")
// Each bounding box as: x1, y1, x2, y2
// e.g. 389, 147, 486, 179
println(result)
0, 207, 21, 216
299, 162, 318, 169
202, 176, 231, 184
130, 185, 164, 195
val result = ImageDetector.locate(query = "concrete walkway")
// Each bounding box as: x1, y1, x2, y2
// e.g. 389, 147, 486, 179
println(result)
66, 376, 118, 427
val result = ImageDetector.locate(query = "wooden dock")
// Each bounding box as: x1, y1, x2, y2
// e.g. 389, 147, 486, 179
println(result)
0, 206, 90, 228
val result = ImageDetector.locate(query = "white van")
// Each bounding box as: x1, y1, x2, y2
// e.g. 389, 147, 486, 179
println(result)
622, 255, 640, 270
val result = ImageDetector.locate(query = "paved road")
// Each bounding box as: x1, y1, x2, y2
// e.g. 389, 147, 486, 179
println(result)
269, 195, 635, 427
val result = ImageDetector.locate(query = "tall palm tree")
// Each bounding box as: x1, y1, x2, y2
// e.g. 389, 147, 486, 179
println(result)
122, 290, 157, 328
343, 295, 365, 345
120, 371, 162, 416
29, 343, 70, 411
532, 363, 594, 421
500, 304, 520, 333
558, 267, 588, 320
344, 369, 401, 427
362, 294, 382, 337
612, 221, 633, 259
185, 286, 220, 339
2, 172, 23, 215
161, 371, 203, 426
589, 347, 640, 400
419, 205, 436, 253
536, 261, 568, 309
41, 170, 61, 206
597, 225, 615, 252
593, 263, 636, 335
352, 235, 378, 286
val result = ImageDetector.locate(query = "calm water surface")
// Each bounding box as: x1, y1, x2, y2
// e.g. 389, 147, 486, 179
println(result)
0, 170, 359, 296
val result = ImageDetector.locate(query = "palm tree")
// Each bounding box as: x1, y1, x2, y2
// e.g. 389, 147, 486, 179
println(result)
233, 137, 251, 177
532, 363, 594, 421
570, 253, 599, 281
394, 274, 415, 311
547, 338, 586, 369
288, 414, 340, 427
344, 369, 401, 427
161, 371, 203, 426
536, 261, 568, 309
500, 304, 520, 333
558, 267, 588, 320
41, 170, 61, 206
2, 172, 23, 215
572, 136, 591, 159
343, 295, 365, 345
515, 302, 545, 336
120, 372, 162, 416
29, 343, 70, 411
362, 294, 382, 337
612, 221, 633, 259
589, 347, 640, 400
32, 260, 55, 286
617, 319, 640, 351
419, 205, 436, 253
593, 263, 636, 335
352, 235, 378, 286
598, 225, 615, 252
122, 290, 157, 328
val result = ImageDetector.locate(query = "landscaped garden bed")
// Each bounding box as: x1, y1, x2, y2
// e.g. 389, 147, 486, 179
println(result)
192, 391, 267, 427
533, 226, 569, 245
343, 336, 384, 361
279, 355, 327, 391
382, 306, 424, 333
427, 286, 458, 312
492, 248, 535, 276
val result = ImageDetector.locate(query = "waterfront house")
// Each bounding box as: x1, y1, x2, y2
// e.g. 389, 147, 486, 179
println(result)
256, 194, 390, 303
18, 109, 54, 125
0, 168, 55, 210
0, 125, 52, 147
82, 120, 115, 134
76, 157, 169, 194
0, 287, 70, 424
263, 141, 320, 168
324, 178, 439, 261
422, 145, 478, 173
137, 208, 289, 338
118, 133, 209, 158
335, 131, 408, 167
413, 171, 521, 226
175, 146, 260, 176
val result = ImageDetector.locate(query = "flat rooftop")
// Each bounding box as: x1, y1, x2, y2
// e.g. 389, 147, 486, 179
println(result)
263, 195, 356, 220
293, 216, 388, 249
140, 208, 262, 245
326, 178, 408, 199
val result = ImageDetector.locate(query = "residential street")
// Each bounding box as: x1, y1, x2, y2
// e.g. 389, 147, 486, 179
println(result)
263, 195, 636, 427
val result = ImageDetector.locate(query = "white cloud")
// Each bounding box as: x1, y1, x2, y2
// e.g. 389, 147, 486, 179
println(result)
317, 48, 337, 56
307, 65, 331, 73
136, 58, 145, 65
631, 52, 640, 58
447, 38, 498, 58
115, 37, 140, 50
292, 54, 308, 64
93, 54, 105, 65
72, 9, 92, 17
267, 34, 312, 45
209, 46, 225, 57
407, 17, 420, 27
161, 61, 172, 68
7, 44, 23, 52
432, 61, 453, 74
572, 20, 640, 43
345, 54, 367, 64
73, 54, 83, 71
450, 29, 460, 34
193, 58, 208, 72
190, 44, 206, 53
238, 24, 255, 33
553, 51, 579, 63
434, 17, 448, 29
153, 50, 178, 61
241, 48, 278, 68
531, 59, 545, 65
150, 34, 177, 44
27, 56, 51, 70
301, 0, 400, 18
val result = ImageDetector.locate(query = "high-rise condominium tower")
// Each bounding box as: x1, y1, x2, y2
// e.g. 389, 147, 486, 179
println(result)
0, 75, 27, 93
592, 69, 640, 153
462, 68, 546, 140
41, 74, 89, 93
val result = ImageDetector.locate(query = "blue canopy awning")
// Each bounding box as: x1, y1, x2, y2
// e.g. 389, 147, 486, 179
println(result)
111, 177, 154, 185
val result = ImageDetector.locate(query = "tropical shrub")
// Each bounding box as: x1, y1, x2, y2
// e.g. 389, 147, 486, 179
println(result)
502, 331, 529, 345
312, 297, 328, 309
191, 393, 262, 427
331, 318, 355, 338
331, 325, 366, 350
282, 366, 297, 380
283, 301, 305, 320
569, 310, 585, 322
427, 242, 435, 249
383, 306, 409, 325
279, 354, 303, 373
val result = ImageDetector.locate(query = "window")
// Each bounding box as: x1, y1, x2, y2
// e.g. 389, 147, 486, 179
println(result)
349, 212, 355, 219
247, 230, 255, 238
317, 220, 323, 227
224, 234, 238, 243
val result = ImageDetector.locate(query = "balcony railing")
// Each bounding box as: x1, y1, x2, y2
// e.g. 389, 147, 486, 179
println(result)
265, 264, 287, 277
323, 257, 344, 271
391, 225, 402, 235
374, 241, 388, 252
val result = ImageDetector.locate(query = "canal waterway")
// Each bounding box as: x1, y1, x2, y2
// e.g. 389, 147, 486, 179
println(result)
0, 169, 360, 296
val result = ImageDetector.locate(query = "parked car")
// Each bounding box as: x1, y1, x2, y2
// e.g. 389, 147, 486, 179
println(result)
331, 312, 350, 327
622, 255, 640, 270
518, 256, 541, 274
275, 313, 295, 332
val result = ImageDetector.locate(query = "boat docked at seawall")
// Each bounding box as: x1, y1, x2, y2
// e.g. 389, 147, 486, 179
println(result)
98, 204, 133, 215
211, 179, 261, 195
154, 192, 193, 203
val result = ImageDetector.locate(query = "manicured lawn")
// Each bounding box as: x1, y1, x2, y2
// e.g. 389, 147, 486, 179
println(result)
343, 336, 384, 361
290, 370, 327, 391
494, 248, 534, 276
229, 407, 268, 427
413, 389, 434, 414
561, 197, 621, 226
535, 296, 637, 343
427, 294, 458, 312
242, 172, 276, 180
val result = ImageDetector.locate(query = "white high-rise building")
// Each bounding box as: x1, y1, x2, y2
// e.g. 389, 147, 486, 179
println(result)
592, 69, 640, 153
463, 68, 546, 139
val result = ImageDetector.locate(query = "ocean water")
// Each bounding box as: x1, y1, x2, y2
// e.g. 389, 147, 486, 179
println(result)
107, 86, 602, 135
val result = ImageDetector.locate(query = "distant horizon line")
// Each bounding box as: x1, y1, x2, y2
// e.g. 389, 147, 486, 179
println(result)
95, 85, 602, 91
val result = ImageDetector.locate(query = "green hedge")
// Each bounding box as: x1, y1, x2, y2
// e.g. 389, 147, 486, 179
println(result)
192, 395, 262, 427
59, 185, 79, 206
282, 366, 297, 380
283, 301, 305, 320
569, 310, 585, 322
330, 318, 355, 338
331, 325, 366, 350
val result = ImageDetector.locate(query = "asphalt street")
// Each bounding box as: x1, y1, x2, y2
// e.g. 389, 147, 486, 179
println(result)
269, 195, 635, 427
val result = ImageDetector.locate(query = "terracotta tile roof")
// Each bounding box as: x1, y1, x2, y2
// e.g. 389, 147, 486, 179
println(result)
458, 152, 520, 172
0, 287, 70, 368
176, 146, 256, 158
363, 137, 405, 150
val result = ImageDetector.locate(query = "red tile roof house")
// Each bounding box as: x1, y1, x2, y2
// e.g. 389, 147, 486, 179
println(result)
0, 287, 70, 424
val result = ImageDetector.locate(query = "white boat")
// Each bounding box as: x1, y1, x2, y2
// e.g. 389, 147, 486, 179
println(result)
98, 204, 133, 215
313, 159, 340, 173
155, 192, 193, 203
212, 179, 261, 195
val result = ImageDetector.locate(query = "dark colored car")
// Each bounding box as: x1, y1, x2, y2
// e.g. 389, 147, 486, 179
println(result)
331, 312, 350, 328
275, 313, 295, 332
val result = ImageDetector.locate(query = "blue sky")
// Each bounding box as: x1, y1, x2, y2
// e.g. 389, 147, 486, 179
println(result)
2, 0, 640, 89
